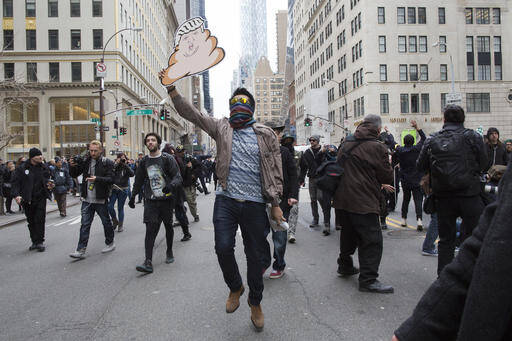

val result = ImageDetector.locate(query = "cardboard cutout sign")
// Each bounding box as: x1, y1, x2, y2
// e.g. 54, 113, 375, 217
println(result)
160, 17, 225, 86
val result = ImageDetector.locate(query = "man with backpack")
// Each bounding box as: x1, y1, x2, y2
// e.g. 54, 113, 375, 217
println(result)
417, 105, 488, 275
333, 115, 394, 293
315, 145, 338, 236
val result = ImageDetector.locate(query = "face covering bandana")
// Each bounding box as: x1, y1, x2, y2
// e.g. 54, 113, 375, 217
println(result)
229, 101, 255, 129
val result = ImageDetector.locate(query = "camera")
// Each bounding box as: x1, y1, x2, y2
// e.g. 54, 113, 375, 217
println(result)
484, 184, 498, 195
195, 181, 204, 193
184, 154, 194, 164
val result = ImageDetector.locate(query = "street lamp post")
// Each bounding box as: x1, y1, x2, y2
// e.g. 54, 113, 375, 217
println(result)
97, 27, 142, 149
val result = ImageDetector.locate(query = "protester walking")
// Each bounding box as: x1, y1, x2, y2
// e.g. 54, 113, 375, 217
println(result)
69, 141, 116, 259
52, 157, 73, 217
12, 148, 54, 252
281, 133, 300, 243
108, 153, 134, 232
2, 161, 15, 214
174, 145, 201, 222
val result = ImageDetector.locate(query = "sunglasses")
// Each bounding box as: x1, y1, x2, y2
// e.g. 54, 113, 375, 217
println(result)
230, 97, 249, 105
309, 139, 317, 142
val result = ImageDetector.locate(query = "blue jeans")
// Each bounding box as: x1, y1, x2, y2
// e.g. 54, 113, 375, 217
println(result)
212, 195, 271, 306
108, 188, 129, 223
268, 199, 293, 271
422, 213, 439, 252
77, 202, 114, 250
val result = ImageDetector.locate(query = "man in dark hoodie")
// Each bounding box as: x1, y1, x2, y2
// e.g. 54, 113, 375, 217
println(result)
333, 114, 394, 294
486, 127, 508, 166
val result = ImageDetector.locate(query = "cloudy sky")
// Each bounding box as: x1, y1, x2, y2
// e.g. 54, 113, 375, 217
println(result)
205, 0, 288, 118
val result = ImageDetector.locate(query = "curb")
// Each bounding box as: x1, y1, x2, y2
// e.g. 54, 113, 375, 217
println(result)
0, 199, 82, 229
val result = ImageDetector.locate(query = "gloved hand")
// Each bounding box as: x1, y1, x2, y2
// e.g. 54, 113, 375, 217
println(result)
162, 183, 173, 195
128, 196, 136, 209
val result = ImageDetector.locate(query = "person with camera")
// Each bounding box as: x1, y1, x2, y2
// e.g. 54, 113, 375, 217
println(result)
108, 153, 134, 232
52, 157, 73, 217
128, 133, 182, 273
174, 146, 201, 223
333, 115, 394, 294
417, 105, 488, 275
12, 148, 54, 252
162, 79, 283, 332
69, 141, 116, 259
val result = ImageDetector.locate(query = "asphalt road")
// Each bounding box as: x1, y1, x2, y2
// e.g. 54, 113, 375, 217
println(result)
0, 184, 437, 341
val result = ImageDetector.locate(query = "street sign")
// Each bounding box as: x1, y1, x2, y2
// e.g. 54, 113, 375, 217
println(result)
114, 140, 120, 147
91, 118, 100, 122
111, 135, 117, 139
96, 62, 107, 78
127, 109, 153, 116
94, 126, 109, 131
446, 93, 462, 105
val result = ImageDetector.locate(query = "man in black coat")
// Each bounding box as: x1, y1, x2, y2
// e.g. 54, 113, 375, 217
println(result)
299, 135, 325, 227
12, 148, 54, 252
485, 127, 508, 166
393, 162, 512, 341
69, 140, 115, 259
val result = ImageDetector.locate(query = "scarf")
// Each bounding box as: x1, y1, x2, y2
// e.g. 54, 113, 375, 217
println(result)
229, 102, 255, 129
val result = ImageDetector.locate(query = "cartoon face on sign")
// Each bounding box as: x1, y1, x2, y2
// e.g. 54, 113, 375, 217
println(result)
160, 17, 225, 86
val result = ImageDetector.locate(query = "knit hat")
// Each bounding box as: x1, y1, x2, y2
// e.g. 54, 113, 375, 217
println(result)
309, 135, 321, 142
54, 156, 61, 163
29, 147, 42, 159
176, 145, 185, 153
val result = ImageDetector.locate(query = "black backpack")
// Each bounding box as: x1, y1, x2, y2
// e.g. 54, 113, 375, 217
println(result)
316, 141, 367, 196
428, 129, 475, 193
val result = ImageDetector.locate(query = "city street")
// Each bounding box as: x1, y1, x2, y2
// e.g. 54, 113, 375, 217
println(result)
0, 184, 436, 341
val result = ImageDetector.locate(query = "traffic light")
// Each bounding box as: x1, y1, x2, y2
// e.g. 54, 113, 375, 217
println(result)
160, 108, 166, 121
119, 127, 127, 135
304, 117, 312, 127
165, 109, 170, 120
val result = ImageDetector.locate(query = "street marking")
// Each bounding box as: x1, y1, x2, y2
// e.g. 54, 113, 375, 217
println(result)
387, 217, 416, 230
385, 220, 401, 228
53, 216, 80, 227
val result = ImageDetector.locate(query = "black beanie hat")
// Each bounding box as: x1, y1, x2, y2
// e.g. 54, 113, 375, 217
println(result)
486, 127, 499, 138
29, 147, 42, 159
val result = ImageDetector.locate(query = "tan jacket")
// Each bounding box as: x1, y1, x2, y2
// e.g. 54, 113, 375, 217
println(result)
170, 92, 283, 206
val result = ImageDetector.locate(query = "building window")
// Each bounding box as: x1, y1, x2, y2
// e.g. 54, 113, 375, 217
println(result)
418, 7, 426, 24
466, 36, 474, 52
48, 0, 58, 17
465, 8, 473, 24
379, 36, 386, 53
409, 36, 417, 53
411, 94, 419, 113
378, 7, 385, 24
48, 29, 59, 50
400, 94, 409, 113
49, 62, 59, 82
71, 62, 81, 82
419, 36, 427, 52
407, 7, 416, 24
438, 7, 445, 24
71, 29, 81, 49
397, 7, 405, 24
493, 36, 501, 52
441, 93, 447, 110
3, 29, 13, 50
380, 94, 389, 114
93, 29, 103, 49
440, 64, 448, 81
380, 64, 387, 81
439, 36, 446, 52
399, 64, 408, 81
70, 0, 80, 17
421, 94, 430, 113
420, 65, 428, 81
27, 62, 37, 82
26, 0, 36, 17
26, 30, 36, 50
3, 0, 13, 17
398, 36, 406, 52
475, 8, 490, 24
467, 65, 475, 81
409, 65, 418, 81
478, 65, 491, 80
466, 93, 490, 112
477, 36, 490, 52
495, 65, 502, 81
92, 0, 102, 17
4, 62, 14, 79
492, 8, 501, 24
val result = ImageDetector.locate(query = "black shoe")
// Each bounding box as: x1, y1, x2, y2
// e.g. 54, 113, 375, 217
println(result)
181, 233, 192, 242
381, 224, 388, 230
194, 216, 200, 222
337, 267, 359, 277
309, 220, 319, 228
205, 191, 210, 195
359, 280, 394, 294
335, 225, 342, 231
322, 228, 330, 236
29, 243, 37, 251
60, 213, 66, 217
136, 260, 153, 273
165, 253, 175, 264
36, 243, 46, 252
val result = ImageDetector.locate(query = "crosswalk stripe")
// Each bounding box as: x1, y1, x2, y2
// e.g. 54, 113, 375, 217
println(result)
54, 216, 79, 227
386, 217, 415, 230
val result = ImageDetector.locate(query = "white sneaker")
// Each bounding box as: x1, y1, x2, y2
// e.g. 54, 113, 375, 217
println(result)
69, 249, 86, 259
401, 218, 407, 227
101, 243, 116, 253
417, 218, 423, 231
288, 233, 296, 243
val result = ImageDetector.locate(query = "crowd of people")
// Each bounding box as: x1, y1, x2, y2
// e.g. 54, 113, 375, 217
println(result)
4, 80, 512, 337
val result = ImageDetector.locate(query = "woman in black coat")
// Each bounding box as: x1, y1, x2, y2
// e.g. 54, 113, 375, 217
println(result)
3, 161, 15, 214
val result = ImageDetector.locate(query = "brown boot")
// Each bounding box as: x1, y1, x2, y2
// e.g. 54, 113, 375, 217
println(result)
225, 285, 245, 313
248, 300, 264, 332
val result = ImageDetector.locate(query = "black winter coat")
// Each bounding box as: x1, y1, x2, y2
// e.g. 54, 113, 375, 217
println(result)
69, 157, 114, 202
12, 161, 52, 202
395, 163, 512, 341
52, 166, 73, 194
486, 142, 508, 167
396, 129, 426, 187
280, 146, 299, 200
299, 146, 323, 183
112, 162, 134, 188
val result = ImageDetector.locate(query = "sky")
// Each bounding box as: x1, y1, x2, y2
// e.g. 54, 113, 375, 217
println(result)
205, 0, 288, 118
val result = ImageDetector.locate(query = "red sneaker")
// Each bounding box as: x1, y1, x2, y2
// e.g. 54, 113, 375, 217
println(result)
269, 269, 284, 279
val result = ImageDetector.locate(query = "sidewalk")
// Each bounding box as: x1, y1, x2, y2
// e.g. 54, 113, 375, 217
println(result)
0, 195, 82, 228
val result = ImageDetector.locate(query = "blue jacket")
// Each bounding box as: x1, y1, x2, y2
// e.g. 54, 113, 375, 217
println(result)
52, 167, 73, 194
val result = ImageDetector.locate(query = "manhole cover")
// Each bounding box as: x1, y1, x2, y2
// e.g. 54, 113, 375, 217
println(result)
386, 229, 423, 239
